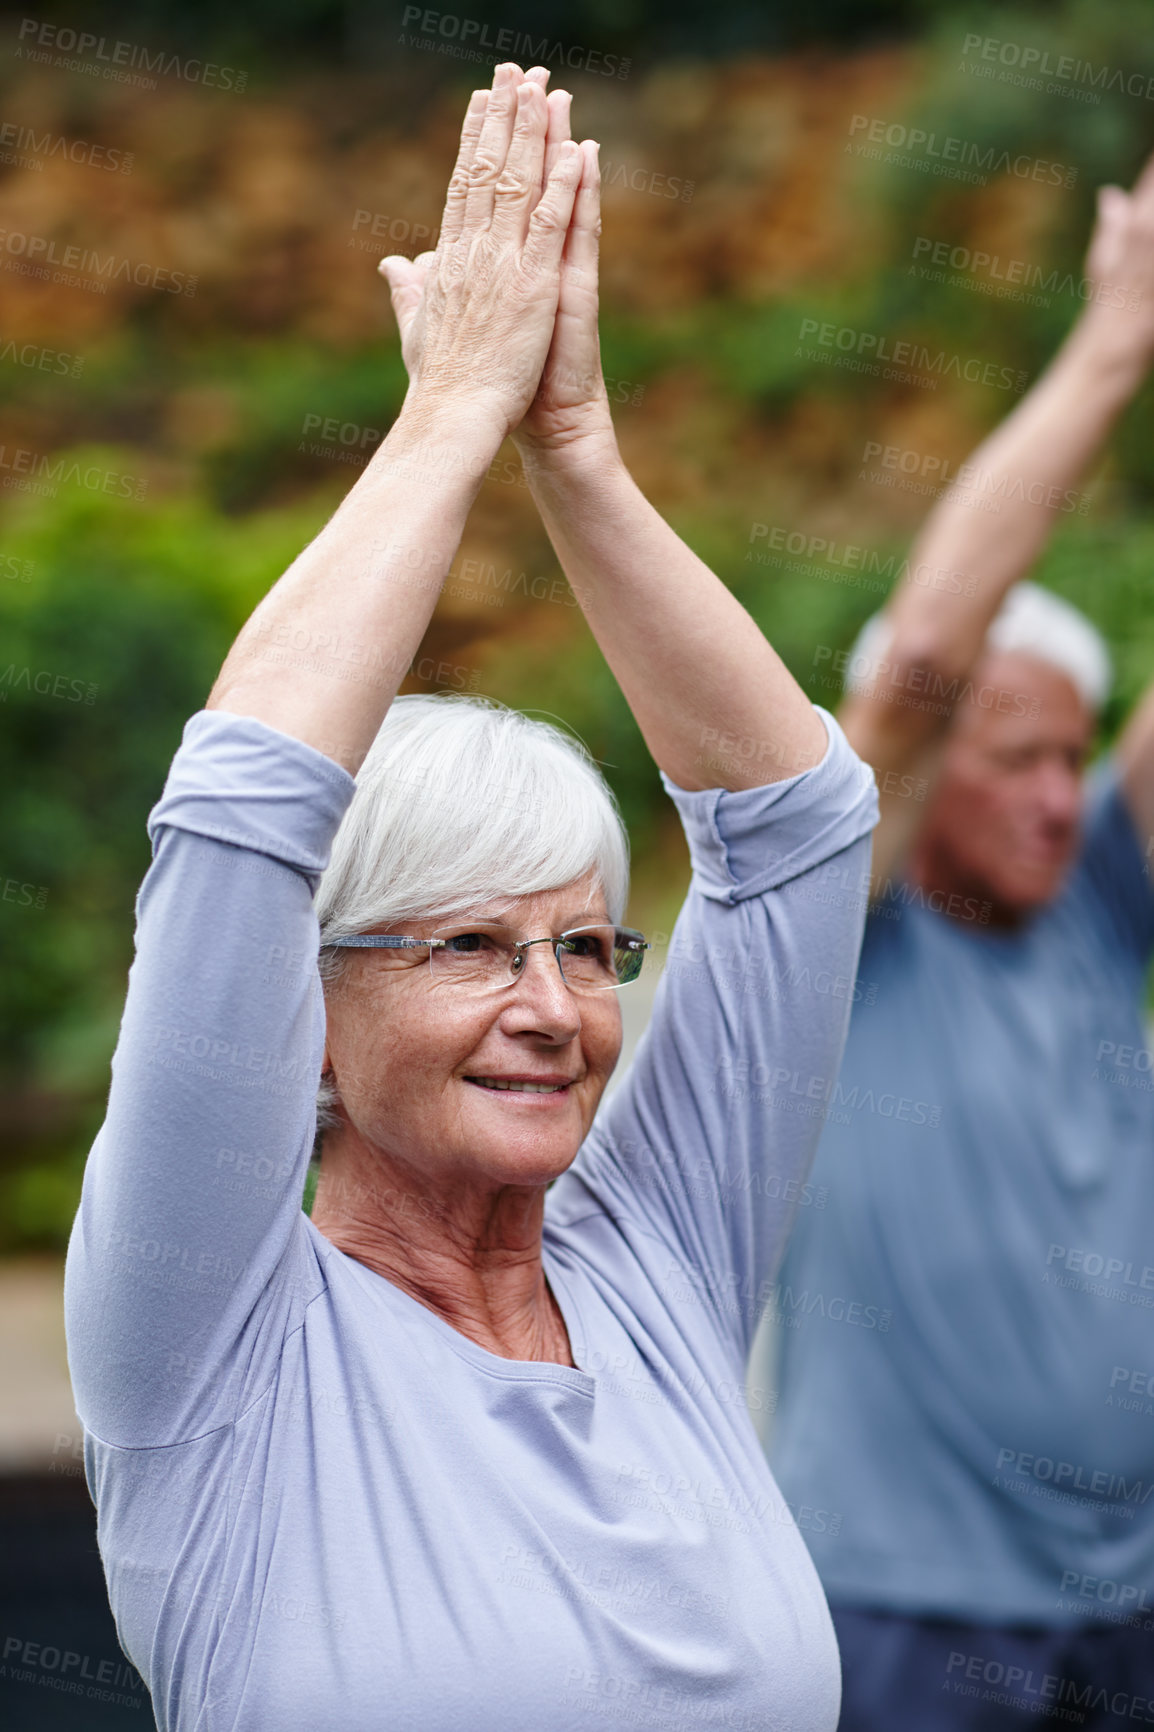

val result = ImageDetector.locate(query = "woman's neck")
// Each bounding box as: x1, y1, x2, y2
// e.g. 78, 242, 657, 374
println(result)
310, 1136, 575, 1367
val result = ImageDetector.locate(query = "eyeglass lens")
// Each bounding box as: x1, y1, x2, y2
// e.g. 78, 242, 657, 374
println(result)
428, 924, 644, 992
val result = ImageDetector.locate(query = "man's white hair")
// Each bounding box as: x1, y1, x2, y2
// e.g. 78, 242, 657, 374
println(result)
844, 581, 1112, 711
312, 692, 630, 1136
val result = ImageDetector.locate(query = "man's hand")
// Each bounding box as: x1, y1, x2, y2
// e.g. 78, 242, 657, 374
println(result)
1082, 150, 1154, 365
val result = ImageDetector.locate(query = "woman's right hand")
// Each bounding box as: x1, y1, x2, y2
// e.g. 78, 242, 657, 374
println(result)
379, 64, 586, 448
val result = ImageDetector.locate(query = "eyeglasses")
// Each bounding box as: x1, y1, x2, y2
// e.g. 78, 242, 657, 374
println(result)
322, 921, 649, 995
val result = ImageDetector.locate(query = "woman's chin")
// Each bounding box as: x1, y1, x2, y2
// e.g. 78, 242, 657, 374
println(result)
467, 1122, 584, 1187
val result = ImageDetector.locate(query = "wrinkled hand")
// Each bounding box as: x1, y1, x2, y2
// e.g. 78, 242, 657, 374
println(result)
514, 97, 610, 455
381, 65, 611, 455
1084, 151, 1154, 354
377, 62, 584, 445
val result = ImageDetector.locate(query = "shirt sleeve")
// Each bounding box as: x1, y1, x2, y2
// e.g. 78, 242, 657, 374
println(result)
549, 707, 879, 1365
1073, 754, 1154, 961
63, 710, 357, 1449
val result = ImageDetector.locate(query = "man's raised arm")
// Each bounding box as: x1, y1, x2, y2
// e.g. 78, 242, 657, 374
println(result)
838, 155, 1154, 886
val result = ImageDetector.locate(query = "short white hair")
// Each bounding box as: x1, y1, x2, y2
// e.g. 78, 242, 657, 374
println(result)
844, 581, 1112, 711
313, 692, 630, 1138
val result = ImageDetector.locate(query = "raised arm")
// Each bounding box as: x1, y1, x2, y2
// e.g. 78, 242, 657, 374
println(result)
1115, 681, 1154, 864
383, 116, 827, 792
837, 154, 1154, 885
65, 68, 585, 1447
208, 65, 583, 770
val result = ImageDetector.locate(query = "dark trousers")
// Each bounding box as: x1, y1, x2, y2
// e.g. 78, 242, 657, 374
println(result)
831, 1602, 1154, 1730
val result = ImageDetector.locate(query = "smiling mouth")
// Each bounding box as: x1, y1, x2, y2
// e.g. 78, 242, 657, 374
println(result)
465, 1078, 571, 1094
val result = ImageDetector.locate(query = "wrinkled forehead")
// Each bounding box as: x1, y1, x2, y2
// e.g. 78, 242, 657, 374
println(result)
952, 649, 1095, 747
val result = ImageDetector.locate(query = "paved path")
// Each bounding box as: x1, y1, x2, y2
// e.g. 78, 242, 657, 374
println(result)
0, 1257, 80, 1473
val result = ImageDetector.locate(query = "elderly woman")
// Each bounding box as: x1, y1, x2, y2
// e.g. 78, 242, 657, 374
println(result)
65, 64, 876, 1732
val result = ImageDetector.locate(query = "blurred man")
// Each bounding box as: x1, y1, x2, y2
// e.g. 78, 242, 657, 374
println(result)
762, 160, 1154, 1729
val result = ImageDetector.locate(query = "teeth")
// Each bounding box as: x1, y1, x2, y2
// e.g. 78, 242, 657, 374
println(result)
471, 1078, 566, 1093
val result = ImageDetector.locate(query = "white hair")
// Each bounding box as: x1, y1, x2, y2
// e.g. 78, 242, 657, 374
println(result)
844, 580, 1112, 711
312, 692, 630, 1138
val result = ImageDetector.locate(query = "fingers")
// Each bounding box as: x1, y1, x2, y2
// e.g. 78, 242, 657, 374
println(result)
562, 140, 601, 283
540, 90, 573, 204
464, 62, 523, 229
522, 139, 584, 276
439, 88, 489, 248
490, 82, 550, 241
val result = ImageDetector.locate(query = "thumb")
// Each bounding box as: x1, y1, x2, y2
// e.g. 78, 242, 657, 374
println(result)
1097, 185, 1127, 223
1088, 185, 1127, 278
378, 254, 425, 338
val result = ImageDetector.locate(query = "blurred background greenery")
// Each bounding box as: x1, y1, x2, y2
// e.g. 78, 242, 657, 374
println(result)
4, 0, 1154, 1250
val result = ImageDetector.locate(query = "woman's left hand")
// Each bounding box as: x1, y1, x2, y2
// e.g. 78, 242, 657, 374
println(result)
513, 109, 613, 457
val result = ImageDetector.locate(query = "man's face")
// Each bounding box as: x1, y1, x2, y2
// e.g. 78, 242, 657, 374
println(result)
915, 651, 1095, 918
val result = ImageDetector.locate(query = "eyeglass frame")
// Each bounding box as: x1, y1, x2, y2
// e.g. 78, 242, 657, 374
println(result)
320, 922, 650, 992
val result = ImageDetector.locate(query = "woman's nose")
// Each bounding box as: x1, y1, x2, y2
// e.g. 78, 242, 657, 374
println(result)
502, 943, 583, 1031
